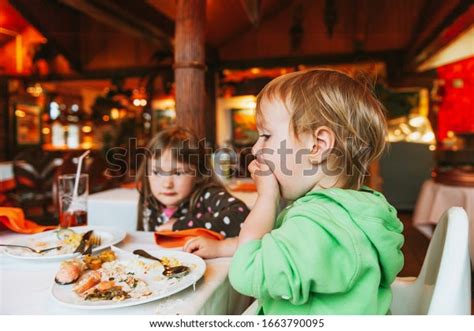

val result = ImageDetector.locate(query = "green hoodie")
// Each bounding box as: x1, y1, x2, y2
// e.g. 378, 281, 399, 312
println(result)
229, 187, 404, 315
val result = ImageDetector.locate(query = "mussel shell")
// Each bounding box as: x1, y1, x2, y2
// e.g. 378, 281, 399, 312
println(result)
54, 274, 80, 285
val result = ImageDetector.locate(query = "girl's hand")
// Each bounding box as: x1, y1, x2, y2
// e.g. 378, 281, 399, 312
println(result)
248, 159, 280, 200
183, 237, 222, 259
155, 217, 177, 231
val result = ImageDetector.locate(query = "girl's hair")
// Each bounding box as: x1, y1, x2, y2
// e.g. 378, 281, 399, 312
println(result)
136, 127, 221, 213
256, 69, 387, 190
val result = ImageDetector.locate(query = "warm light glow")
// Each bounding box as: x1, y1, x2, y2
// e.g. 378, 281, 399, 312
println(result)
110, 108, 120, 120
0, 28, 23, 72
408, 115, 426, 128
42, 127, 50, 135
26, 83, 43, 97
15, 110, 25, 117
50, 101, 60, 120
140, 99, 147, 107
133, 99, 141, 107
418, 89, 429, 117
399, 123, 411, 135
421, 132, 435, 143
429, 144, 436, 151
82, 141, 94, 149
102, 115, 110, 122
16, 34, 23, 73
246, 100, 257, 109
153, 98, 175, 109
407, 132, 421, 141
82, 125, 92, 133
250, 67, 261, 74
447, 131, 455, 138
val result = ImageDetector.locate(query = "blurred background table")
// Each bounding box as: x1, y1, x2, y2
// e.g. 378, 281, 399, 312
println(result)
413, 179, 474, 237
0, 231, 251, 315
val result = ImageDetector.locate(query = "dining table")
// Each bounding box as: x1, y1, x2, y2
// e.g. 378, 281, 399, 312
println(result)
413, 179, 474, 237
0, 230, 252, 315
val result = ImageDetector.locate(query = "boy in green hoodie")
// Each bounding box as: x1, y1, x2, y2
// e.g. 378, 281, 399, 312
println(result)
227, 69, 404, 315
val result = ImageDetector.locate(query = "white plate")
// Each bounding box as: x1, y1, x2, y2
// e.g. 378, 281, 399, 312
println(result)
51, 247, 206, 309
2, 226, 126, 261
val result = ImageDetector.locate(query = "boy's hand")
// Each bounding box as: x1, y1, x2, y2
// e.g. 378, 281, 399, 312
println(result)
183, 236, 222, 259
248, 159, 280, 200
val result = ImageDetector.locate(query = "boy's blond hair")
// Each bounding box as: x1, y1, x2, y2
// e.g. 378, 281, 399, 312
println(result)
256, 69, 387, 190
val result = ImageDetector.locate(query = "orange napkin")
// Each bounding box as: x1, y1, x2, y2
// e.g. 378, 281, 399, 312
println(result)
154, 228, 224, 248
230, 181, 256, 192
0, 207, 57, 234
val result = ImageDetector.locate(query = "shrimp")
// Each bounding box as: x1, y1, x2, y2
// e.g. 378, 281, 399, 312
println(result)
54, 260, 84, 285
73, 270, 101, 294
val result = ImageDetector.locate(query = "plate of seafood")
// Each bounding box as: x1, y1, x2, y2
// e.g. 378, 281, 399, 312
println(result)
1, 226, 126, 261
51, 247, 206, 309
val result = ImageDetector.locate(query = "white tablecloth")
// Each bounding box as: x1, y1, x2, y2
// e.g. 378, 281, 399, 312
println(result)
413, 179, 474, 238
88, 188, 258, 231
0, 231, 251, 315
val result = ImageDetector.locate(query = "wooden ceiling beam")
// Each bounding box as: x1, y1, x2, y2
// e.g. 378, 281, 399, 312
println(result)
9, 0, 83, 71
60, 0, 219, 64
59, 0, 172, 50
219, 50, 404, 69
0, 65, 173, 82
405, 0, 472, 70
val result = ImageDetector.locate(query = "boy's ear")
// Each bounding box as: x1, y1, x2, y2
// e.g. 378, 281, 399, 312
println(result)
308, 126, 336, 164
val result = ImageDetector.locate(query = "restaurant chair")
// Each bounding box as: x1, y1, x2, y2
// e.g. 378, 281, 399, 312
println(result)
242, 300, 258, 315
9, 148, 63, 224
391, 207, 471, 314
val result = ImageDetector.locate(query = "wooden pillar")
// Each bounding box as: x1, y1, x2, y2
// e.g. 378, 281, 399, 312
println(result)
204, 64, 218, 148
174, 0, 206, 139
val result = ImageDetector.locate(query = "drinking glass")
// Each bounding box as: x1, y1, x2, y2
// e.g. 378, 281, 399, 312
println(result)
57, 174, 88, 227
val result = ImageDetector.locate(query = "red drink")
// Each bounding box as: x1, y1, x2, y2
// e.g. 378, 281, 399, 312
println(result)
59, 210, 88, 227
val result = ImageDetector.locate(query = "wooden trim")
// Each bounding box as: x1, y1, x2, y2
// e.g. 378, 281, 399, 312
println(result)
173, 62, 207, 70
218, 50, 405, 69
0, 65, 174, 82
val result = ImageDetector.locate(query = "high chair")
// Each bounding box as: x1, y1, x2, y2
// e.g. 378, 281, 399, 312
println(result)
391, 207, 471, 314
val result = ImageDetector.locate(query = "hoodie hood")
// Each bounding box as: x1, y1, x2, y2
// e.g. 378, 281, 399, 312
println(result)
301, 187, 405, 287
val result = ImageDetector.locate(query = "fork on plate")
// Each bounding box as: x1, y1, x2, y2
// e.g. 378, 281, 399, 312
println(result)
0, 244, 62, 254
82, 234, 102, 255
